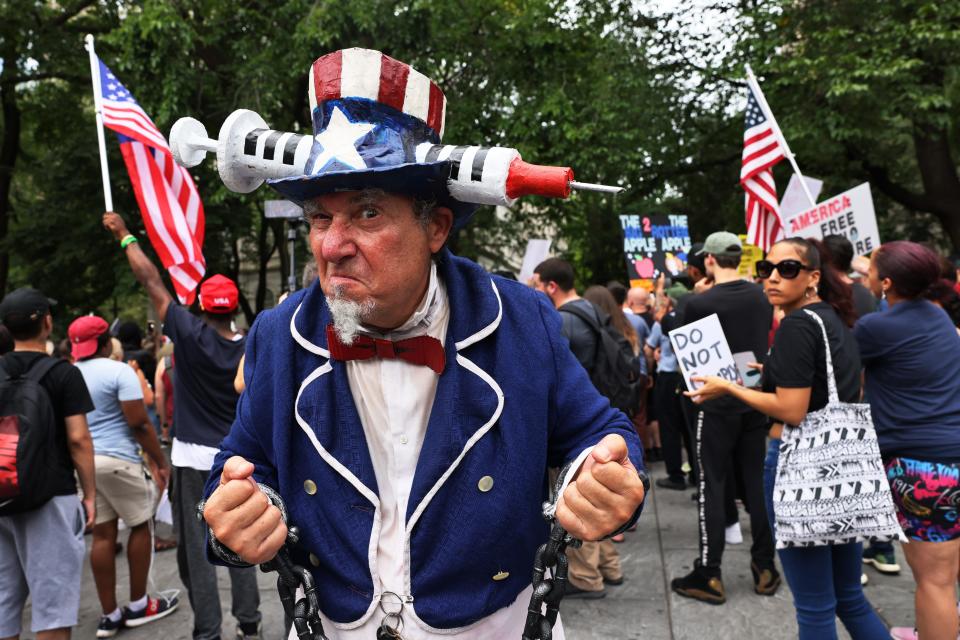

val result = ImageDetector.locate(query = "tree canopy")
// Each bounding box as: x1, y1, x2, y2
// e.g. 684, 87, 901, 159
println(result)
1, 0, 957, 328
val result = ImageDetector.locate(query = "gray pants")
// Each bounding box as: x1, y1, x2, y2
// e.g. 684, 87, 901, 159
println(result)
173, 466, 261, 640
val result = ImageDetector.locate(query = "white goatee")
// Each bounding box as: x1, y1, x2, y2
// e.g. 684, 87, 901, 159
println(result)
326, 286, 374, 346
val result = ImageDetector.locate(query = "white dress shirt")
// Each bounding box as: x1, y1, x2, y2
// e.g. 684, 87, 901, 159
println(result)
310, 263, 566, 639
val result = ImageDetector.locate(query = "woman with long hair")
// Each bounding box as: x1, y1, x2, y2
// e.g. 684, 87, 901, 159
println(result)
856, 241, 960, 640
682, 237, 887, 639
583, 285, 638, 352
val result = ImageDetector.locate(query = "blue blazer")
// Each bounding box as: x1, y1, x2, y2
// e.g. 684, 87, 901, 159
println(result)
203, 250, 644, 632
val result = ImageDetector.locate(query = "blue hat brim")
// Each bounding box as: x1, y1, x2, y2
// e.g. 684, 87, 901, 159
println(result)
267, 161, 479, 230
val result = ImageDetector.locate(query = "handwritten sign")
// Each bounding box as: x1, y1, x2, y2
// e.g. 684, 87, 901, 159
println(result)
518, 239, 552, 285
619, 214, 691, 288
737, 235, 764, 279
668, 314, 739, 391
786, 183, 880, 256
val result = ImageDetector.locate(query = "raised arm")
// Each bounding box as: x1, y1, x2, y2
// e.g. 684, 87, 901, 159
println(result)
103, 212, 173, 322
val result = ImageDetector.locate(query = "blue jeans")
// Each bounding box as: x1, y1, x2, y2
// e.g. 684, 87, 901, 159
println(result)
763, 439, 888, 640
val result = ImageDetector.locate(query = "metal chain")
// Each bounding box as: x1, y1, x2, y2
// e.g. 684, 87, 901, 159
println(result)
259, 526, 329, 640
521, 522, 579, 640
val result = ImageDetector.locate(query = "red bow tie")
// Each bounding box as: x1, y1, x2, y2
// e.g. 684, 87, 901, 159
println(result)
325, 325, 446, 374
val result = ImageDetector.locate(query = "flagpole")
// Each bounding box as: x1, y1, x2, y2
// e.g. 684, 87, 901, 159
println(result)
85, 34, 113, 211
745, 64, 817, 208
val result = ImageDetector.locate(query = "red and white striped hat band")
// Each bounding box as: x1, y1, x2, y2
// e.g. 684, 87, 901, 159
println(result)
309, 48, 447, 140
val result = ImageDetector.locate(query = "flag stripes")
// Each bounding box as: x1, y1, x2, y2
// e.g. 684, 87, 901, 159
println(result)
741, 88, 786, 252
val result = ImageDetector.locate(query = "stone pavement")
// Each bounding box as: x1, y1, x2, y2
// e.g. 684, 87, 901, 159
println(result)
19, 461, 915, 639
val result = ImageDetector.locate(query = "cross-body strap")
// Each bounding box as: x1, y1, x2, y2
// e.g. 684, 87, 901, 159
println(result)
559, 303, 602, 335
802, 309, 839, 404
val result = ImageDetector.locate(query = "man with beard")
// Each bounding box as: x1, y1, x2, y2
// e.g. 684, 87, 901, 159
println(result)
194, 49, 647, 639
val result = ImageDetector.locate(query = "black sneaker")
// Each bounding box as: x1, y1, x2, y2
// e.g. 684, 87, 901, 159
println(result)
96, 615, 124, 638
236, 622, 262, 639
603, 574, 625, 586
656, 477, 687, 491
563, 582, 606, 599
123, 594, 179, 628
751, 561, 782, 596
671, 560, 726, 605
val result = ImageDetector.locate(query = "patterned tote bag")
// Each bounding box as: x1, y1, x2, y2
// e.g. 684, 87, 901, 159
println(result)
772, 309, 904, 549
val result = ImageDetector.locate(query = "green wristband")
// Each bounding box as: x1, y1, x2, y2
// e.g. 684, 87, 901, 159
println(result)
120, 235, 138, 249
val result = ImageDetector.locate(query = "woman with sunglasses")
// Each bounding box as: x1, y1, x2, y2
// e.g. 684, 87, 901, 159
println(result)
856, 241, 960, 640
685, 237, 888, 639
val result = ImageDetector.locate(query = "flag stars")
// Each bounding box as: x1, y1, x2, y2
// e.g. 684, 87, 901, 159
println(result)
107, 83, 117, 90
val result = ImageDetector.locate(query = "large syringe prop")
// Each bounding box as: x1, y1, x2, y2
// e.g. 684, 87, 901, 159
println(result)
169, 109, 623, 205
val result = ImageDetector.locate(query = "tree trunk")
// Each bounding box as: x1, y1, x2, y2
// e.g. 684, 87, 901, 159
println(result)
913, 128, 960, 250
0, 81, 22, 294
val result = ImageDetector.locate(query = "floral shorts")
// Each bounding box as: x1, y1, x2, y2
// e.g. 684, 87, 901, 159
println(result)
885, 457, 960, 542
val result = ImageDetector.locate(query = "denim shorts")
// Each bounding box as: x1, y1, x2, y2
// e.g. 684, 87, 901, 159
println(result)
0, 494, 86, 635
885, 456, 960, 542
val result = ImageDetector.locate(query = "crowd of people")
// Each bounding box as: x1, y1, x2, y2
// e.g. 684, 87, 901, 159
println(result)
532, 232, 960, 640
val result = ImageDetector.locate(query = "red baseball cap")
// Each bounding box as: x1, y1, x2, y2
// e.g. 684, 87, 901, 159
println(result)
68, 315, 110, 360
199, 275, 239, 314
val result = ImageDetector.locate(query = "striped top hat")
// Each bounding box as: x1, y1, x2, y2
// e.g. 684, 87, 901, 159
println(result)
268, 48, 478, 227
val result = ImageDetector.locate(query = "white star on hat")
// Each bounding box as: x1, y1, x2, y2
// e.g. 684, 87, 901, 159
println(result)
310, 107, 375, 173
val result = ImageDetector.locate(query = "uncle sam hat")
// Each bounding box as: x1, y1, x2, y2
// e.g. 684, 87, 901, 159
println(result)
267, 48, 479, 228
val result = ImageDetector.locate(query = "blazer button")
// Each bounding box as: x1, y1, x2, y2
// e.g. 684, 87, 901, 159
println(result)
478, 476, 494, 492
493, 570, 510, 581
309, 553, 320, 567
303, 479, 318, 495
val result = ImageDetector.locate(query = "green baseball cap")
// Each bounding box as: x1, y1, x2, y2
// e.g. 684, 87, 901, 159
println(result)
697, 231, 742, 257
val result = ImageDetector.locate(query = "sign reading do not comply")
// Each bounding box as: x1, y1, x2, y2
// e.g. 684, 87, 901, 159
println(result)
668, 314, 740, 391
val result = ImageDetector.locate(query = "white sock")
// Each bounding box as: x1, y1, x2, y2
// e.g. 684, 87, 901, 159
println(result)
127, 595, 148, 612
106, 608, 123, 623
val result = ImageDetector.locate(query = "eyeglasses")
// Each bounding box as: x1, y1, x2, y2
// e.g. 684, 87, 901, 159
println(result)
755, 259, 814, 280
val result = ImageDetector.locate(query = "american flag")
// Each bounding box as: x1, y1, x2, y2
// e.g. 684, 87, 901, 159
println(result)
741, 86, 786, 252
95, 57, 205, 304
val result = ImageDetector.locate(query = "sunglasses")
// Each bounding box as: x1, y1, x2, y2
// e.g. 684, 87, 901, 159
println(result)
755, 259, 814, 280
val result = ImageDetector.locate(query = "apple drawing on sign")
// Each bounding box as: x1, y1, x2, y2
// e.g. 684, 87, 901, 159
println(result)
634, 257, 655, 278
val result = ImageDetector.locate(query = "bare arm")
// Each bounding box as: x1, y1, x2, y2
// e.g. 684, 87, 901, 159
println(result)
64, 414, 96, 530
120, 399, 170, 492
103, 212, 173, 322
129, 361, 155, 406
686, 377, 812, 426
234, 354, 245, 394
155, 359, 167, 430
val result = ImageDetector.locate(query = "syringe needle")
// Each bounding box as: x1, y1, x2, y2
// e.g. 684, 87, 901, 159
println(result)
569, 181, 624, 194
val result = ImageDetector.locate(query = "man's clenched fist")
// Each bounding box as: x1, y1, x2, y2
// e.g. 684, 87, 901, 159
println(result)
555, 434, 645, 541
203, 456, 288, 565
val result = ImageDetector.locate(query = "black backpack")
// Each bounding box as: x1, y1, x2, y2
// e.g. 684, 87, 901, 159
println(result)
561, 304, 643, 416
0, 356, 62, 514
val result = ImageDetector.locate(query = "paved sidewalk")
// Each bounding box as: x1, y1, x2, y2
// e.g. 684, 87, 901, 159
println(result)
18, 461, 915, 639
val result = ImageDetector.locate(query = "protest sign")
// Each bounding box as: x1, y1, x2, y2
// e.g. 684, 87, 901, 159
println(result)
668, 314, 739, 391
780, 174, 824, 222
737, 235, 764, 279
518, 239, 552, 284
786, 183, 880, 256
619, 214, 691, 288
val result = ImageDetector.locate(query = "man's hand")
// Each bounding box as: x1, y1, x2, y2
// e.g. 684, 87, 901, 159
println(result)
82, 493, 96, 532
555, 434, 645, 541
103, 211, 130, 241
149, 459, 170, 494
203, 456, 287, 565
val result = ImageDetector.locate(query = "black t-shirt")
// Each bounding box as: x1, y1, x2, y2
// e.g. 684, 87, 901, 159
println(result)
163, 305, 245, 448
682, 280, 773, 414
763, 302, 861, 421
0, 352, 94, 499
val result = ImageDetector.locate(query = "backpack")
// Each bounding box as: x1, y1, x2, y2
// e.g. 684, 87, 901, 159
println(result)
0, 356, 63, 514
561, 303, 643, 416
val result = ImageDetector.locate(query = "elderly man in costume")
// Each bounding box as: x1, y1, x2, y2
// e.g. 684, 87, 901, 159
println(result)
199, 49, 646, 639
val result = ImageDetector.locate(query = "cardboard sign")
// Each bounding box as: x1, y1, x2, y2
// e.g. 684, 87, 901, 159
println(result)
737, 235, 764, 279
619, 214, 691, 288
668, 314, 739, 391
786, 183, 880, 256
518, 239, 552, 285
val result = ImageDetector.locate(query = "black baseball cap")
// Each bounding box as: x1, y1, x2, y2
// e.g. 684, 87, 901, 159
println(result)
0, 288, 57, 323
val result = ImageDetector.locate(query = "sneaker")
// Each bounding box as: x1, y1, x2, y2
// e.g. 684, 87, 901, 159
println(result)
563, 582, 606, 599
123, 594, 179, 628
236, 622, 262, 638
656, 477, 687, 491
861, 572, 869, 585
603, 574, 625, 586
96, 615, 123, 638
671, 560, 726, 605
725, 522, 743, 545
862, 548, 901, 574
751, 561, 781, 596
889, 628, 918, 640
